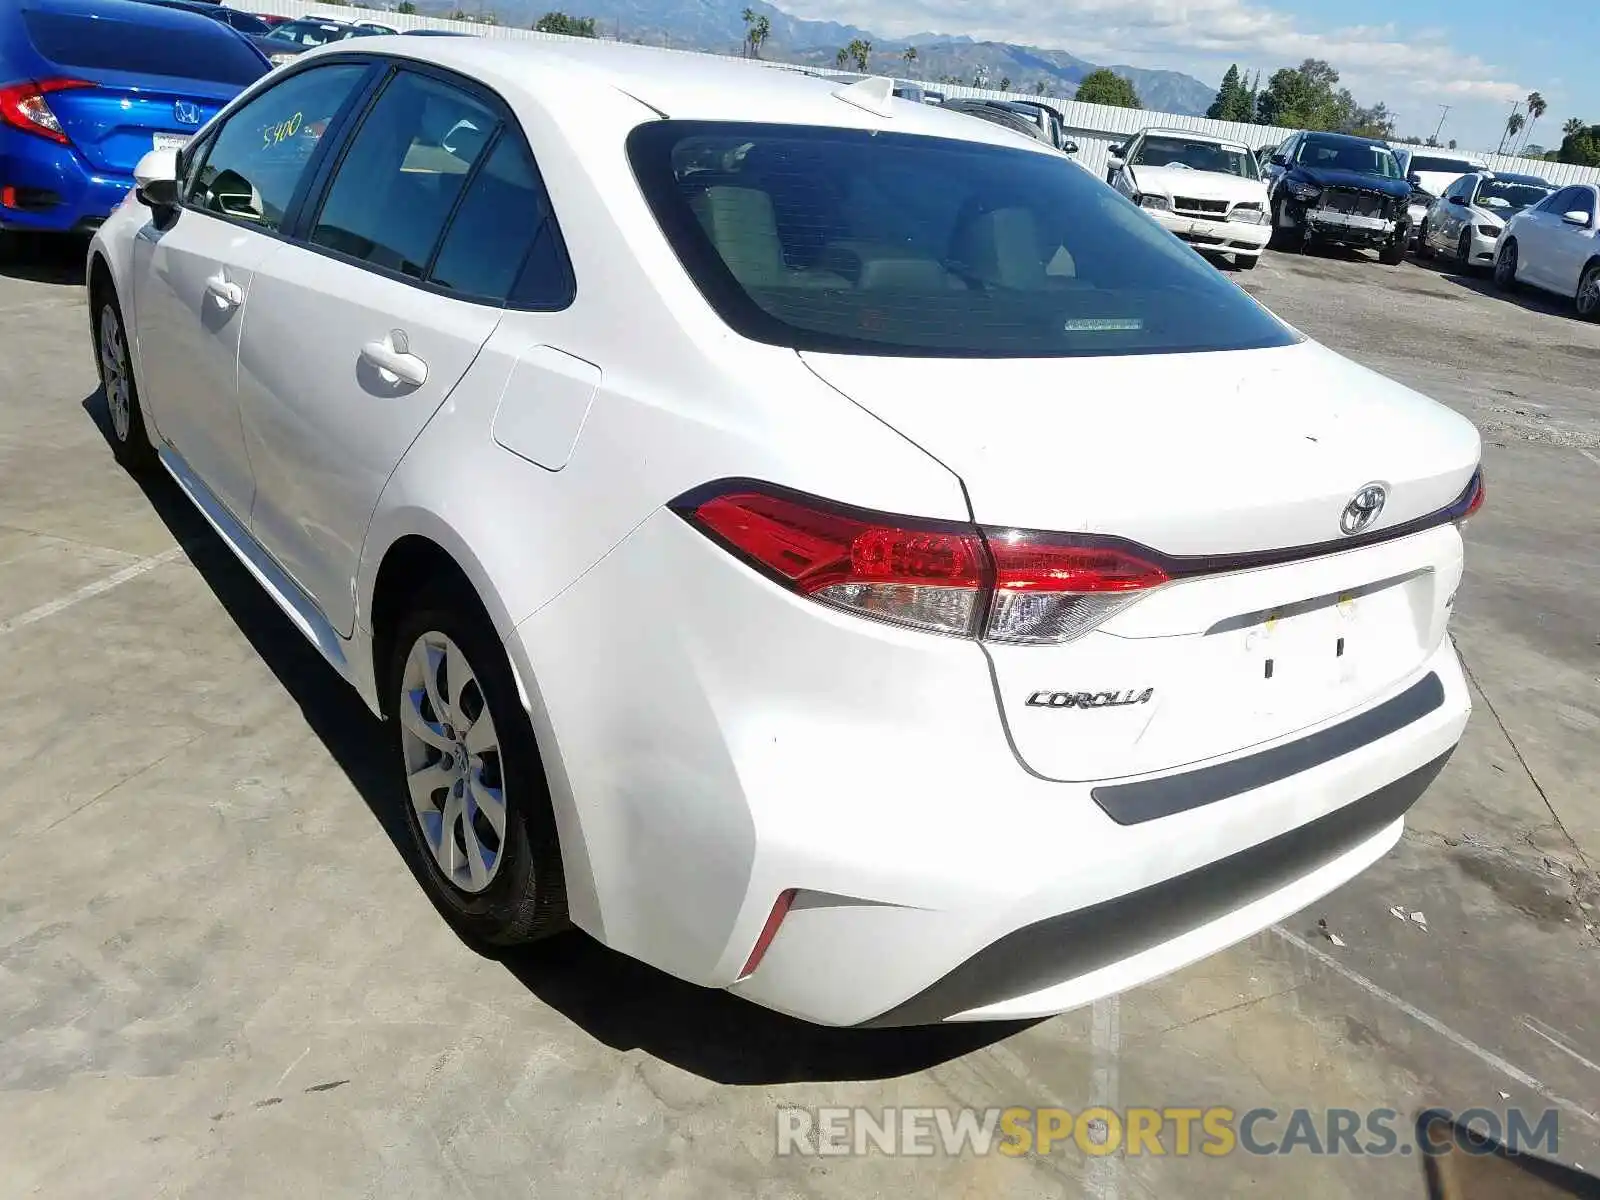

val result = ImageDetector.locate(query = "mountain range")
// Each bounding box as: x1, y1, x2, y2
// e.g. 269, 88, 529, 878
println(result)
420, 0, 1219, 114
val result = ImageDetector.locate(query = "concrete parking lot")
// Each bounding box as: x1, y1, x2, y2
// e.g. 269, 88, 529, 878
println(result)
1, 236, 1596, 1199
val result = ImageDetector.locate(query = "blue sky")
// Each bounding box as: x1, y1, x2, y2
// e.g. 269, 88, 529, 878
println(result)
780, 0, 1597, 152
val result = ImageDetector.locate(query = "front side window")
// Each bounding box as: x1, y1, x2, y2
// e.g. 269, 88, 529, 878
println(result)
1131, 135, 1259, 179
310, 71, 497, 279
1296, 136, 1401, 178
1569, 188, 1597, 222
188, 63, 368, 231
628, 121, 1298, 358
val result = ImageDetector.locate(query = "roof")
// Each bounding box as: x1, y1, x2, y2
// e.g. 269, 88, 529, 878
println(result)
1299, 130, 1389, 147
1483, 171, 1552, 185
24, 0, 247, 35
315, 36, 1054, 149
1138, 127, 1250, 147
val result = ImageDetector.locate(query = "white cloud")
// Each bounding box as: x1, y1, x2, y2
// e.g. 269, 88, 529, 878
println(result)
779, 0, 1523, 105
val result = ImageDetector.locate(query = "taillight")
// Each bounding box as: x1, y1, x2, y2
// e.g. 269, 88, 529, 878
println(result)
676, 484, 1169, 644
1459, 470, 1485, 521
0, 78, 94, 146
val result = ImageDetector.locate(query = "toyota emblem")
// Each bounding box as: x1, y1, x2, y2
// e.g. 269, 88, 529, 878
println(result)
1339, 484, 1387, 536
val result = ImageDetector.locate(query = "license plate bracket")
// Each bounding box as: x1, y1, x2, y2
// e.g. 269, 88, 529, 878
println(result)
152, 133, 190, 153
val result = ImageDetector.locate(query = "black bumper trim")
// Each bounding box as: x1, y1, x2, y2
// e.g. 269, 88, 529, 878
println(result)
859, 749, 1452, 1028
1091, 671, 1445, 826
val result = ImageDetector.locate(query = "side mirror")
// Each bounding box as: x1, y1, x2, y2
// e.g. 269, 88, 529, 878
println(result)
1062, 139, 1079, 155
1562, 209, 1591, 227
1106, 153, 1123, 169
1270, 152, 1288, 166
134, 147, 180, 209
1107, 144, 1123, 157
1448, 194, 1466, 206
1407, 173, 1422, 186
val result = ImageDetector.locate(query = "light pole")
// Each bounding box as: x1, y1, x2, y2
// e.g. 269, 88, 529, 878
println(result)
1432, 105, 1451, 145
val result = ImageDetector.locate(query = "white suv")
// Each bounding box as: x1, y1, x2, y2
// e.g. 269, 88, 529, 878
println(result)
88, 42, 1480, 1026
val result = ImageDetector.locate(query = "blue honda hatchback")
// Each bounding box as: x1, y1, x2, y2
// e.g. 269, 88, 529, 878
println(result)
0, 0, 269, 254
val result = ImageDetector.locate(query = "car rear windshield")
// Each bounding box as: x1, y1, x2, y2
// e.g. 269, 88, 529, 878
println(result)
1133, 135, 1259, 179
22, 9, 267, 84
627, 121, 1297, 358
1409, 156, 1477, 175
267, 20, 356, 45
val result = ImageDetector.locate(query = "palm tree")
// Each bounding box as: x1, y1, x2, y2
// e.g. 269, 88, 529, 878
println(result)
1034, 80, 1048, 95
747, 14, 770, 58
847, 39, 871, 71
1563, 116, 1585, 137
1498, 108, 1525, 154
1519, 91, 1547, 154
741, 7, 754, 57
902, 45, 918, 74
836, 46, 849, 69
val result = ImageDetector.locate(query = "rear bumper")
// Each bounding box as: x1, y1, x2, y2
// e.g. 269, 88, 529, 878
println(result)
0, 136, 131, 234
509, 507, 1470, 1027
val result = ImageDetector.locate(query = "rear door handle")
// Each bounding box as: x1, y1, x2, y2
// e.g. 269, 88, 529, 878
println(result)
360, 329, 428, 387
204, 273, 243, 309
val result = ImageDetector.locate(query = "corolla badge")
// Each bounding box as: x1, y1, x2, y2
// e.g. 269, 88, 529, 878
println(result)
1340, 483, 1387, 536
173, 100, 201, 126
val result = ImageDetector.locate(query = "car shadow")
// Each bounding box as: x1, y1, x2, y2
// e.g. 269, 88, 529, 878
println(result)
0, 232, 89, 286
1407, 249, 1582, 319
80, 387, 1035, 1084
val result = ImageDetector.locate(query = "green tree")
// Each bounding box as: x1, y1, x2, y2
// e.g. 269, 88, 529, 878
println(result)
1207, 64, 1251, 122
1556, 123, 1600, 166
902, 45, 917, 73
1499, 109, 1525, 153
1256, 59, 1344, 129
396, 0, 416, 11
836, 38, 871, 71
1034, 80, 1049, 95
740, 9, 770, 58
999, 76, 1011, 92
1074, 68, 1140, 109
1447, 138, 1457, 149
535, 11, 596, 35
1520, 91, 1547, 154
1562, 116, 1585, 137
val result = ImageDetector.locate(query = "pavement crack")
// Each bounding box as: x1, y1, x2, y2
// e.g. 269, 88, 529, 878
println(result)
1142, 984, 1304, 1039
1456, 640, 1593, 876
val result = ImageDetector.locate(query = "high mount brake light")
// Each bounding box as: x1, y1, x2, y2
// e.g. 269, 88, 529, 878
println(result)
0, 79, 94, 146
678, 486, 1170, 643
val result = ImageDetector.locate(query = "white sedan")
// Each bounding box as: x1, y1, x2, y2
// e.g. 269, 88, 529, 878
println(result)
1418, 171, 1551, 269
1494, 182, 1600, 318
1106, 128, 1272, 268
89, 38, 1480, 1026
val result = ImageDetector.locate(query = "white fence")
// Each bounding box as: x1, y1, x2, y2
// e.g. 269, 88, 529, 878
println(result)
234, 0, 1600, 187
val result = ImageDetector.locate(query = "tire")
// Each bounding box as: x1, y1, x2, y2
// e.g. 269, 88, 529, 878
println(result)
1379, 233, 1405, 265
1234, 252, 1259, 270
1457, 230, 1473, 268
1415, 221, 1434, 259
92, 286, 158, 473
1578, 262, 1600, 321
387, 585, 568, 947
1493, 239, 1519, 291
1268, 197, 1297, 249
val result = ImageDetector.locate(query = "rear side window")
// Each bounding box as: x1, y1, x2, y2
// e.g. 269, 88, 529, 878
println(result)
310, 71, 496, 279
429, 134, 573, 307
21, 9, 268, 86
628, 121, 1297, 358
188, 64, 368, 231
1408, 157, 1477, 175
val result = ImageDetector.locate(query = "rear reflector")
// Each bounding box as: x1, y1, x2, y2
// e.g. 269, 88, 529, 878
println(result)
0, 78, 94, 146
738, 888, 797, 979
677, 484, 1169, 643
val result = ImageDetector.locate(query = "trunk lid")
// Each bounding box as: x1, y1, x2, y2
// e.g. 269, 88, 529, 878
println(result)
801, 339, 1480, 781
50, 74, 234, 174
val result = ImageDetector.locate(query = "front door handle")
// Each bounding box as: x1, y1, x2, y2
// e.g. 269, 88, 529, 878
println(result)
204, 273, 243, 309
360, 329, 428, 387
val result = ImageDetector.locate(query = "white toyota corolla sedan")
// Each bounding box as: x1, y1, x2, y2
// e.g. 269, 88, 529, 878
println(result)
88, 37, 1482, 1027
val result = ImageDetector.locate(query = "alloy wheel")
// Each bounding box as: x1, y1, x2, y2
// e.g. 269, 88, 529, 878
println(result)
1458, 231, 1472, 266
399, 631, 507, 895
1579, 266, 1600, 318
98, 304, 132, 443
1495, 242, 1517, 288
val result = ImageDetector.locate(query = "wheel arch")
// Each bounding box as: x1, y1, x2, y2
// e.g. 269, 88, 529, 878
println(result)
363, 524, 606, 936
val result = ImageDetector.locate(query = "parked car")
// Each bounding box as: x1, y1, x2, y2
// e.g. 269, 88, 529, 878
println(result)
1417, 171, 1551, 269
940, 99, 1079, 157
1493, 182, 1600, 318
1392, 150, 1488, 245
90, 40, 1480, 1028
353, 19, 399, 33
0, 0, 267, 257
1263, 130, 1412, 262
261, 16, 379, 65
126, 0, 280, 56
403, 28, 478, 36
258, 13, 290, 25
1105, 127, 1271, 269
